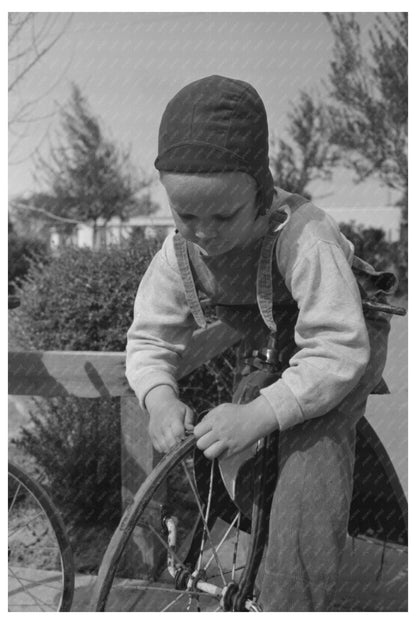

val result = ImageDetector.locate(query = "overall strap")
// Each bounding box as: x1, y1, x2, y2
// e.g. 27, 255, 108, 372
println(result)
257, 195, 310, 332
187, 241, 218, 298
173, 232, 207, 329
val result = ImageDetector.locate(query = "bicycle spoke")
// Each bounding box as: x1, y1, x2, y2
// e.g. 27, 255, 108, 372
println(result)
19, 546, 61, 554
111, 579, 196, 596
8, 483, 22, 513
208, 564, 245, 582
181, 460, 227, 586
196, 461, 215, 572
203, 511, 240, 572
9, 511, 48, 538
145, 521, 187, 570
8, 566, 54, 611
161, 592, 187, 611
91, 438, 255, 612
8, 463, 74, 612
143, 520, 223, 609
8, 574, 63, 598
109, 575, 220, 609
231, 512, 241, 581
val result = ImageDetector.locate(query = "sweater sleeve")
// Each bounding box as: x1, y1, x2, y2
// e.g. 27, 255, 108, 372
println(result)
260, 217, 370, 431
126, 234, 197, 409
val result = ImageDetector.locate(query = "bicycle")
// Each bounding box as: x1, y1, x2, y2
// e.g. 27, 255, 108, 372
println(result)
8, 295, 75, 612
8, 462, 75, 611
90, 296, 407, 612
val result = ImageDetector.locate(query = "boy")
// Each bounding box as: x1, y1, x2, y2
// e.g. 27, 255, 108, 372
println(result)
126, 75, 393, 611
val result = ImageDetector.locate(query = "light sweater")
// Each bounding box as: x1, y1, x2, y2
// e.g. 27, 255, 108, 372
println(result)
126, 197, 371, 431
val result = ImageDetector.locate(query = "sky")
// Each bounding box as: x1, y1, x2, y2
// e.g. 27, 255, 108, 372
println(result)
8, 11, 403, 212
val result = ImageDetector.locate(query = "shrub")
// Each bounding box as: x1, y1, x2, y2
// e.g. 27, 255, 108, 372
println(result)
8, 229, 49, 294
10, 239, 162, 530
10, 236, 235, 537
339, 222, 408, 296
10, 241, 161, 351
14, 397, 121, 527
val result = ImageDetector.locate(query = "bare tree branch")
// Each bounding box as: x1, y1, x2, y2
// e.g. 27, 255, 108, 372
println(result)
9, 27, 65, 93
11, 200, 85, 225
8, 12, 33, 46
8, 12, 73, 160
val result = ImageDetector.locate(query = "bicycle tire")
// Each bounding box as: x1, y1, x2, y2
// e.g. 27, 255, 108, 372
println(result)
8, 462, 75, 612
91, 435, 263, 612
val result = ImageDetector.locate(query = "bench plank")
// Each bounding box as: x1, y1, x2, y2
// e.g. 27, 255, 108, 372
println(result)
8, 322, 242, 398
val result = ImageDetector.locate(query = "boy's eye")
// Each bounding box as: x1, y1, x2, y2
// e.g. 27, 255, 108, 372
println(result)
179, 213, 234, 222
214, 214, 234, 221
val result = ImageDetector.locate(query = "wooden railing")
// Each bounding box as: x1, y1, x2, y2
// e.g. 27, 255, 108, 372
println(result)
8, 321, 242, 506
8, 319, 407, 524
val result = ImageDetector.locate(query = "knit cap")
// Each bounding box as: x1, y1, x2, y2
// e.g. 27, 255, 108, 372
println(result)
154, 75, 275, 214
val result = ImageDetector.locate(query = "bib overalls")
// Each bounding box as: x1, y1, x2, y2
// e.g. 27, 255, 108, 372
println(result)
173, 192, 392, 611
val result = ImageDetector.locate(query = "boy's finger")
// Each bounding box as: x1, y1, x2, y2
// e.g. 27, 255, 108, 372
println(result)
194, 419, 212, 438
203, 440, 227, 461
196, 430, 218, 451
184, 409, 194, 429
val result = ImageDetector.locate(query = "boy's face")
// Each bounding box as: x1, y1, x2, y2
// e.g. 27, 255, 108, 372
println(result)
160, 172, 265, 256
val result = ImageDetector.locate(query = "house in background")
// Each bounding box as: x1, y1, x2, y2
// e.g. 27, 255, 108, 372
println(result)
50, 214, 176, 249
49, 206, 402, 250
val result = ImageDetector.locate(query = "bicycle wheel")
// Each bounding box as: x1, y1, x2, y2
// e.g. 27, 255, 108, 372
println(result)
91, 435, 263, 612
8, 462, 75, 612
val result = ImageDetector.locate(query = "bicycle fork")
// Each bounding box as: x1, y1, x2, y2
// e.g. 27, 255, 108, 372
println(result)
161, 508, 262, 611
161, 510, 224, 603
160, 433, 277, 612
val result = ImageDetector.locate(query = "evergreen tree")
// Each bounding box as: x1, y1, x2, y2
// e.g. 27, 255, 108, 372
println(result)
324, 13, 407, 201
269, 91, 339, 197
13, 84, 155, 249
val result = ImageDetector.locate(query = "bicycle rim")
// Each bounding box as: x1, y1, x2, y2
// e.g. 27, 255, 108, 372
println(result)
91, 436, 261, 612
8, 462, 74, 612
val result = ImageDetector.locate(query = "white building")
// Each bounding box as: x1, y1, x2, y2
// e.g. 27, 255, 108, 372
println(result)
50, 214, 176, 249
50, 206, 402, 250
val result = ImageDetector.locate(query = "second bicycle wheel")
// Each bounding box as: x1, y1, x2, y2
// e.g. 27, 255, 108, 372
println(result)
91, 435, 261, 612
8, 462, 74, 612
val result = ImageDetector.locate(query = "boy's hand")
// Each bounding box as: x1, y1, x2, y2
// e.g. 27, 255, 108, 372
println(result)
193, 396, 278, 460
145, 386, 194, 454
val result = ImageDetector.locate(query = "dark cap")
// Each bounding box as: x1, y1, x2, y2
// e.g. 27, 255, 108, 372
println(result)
154, 75, 275, 214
